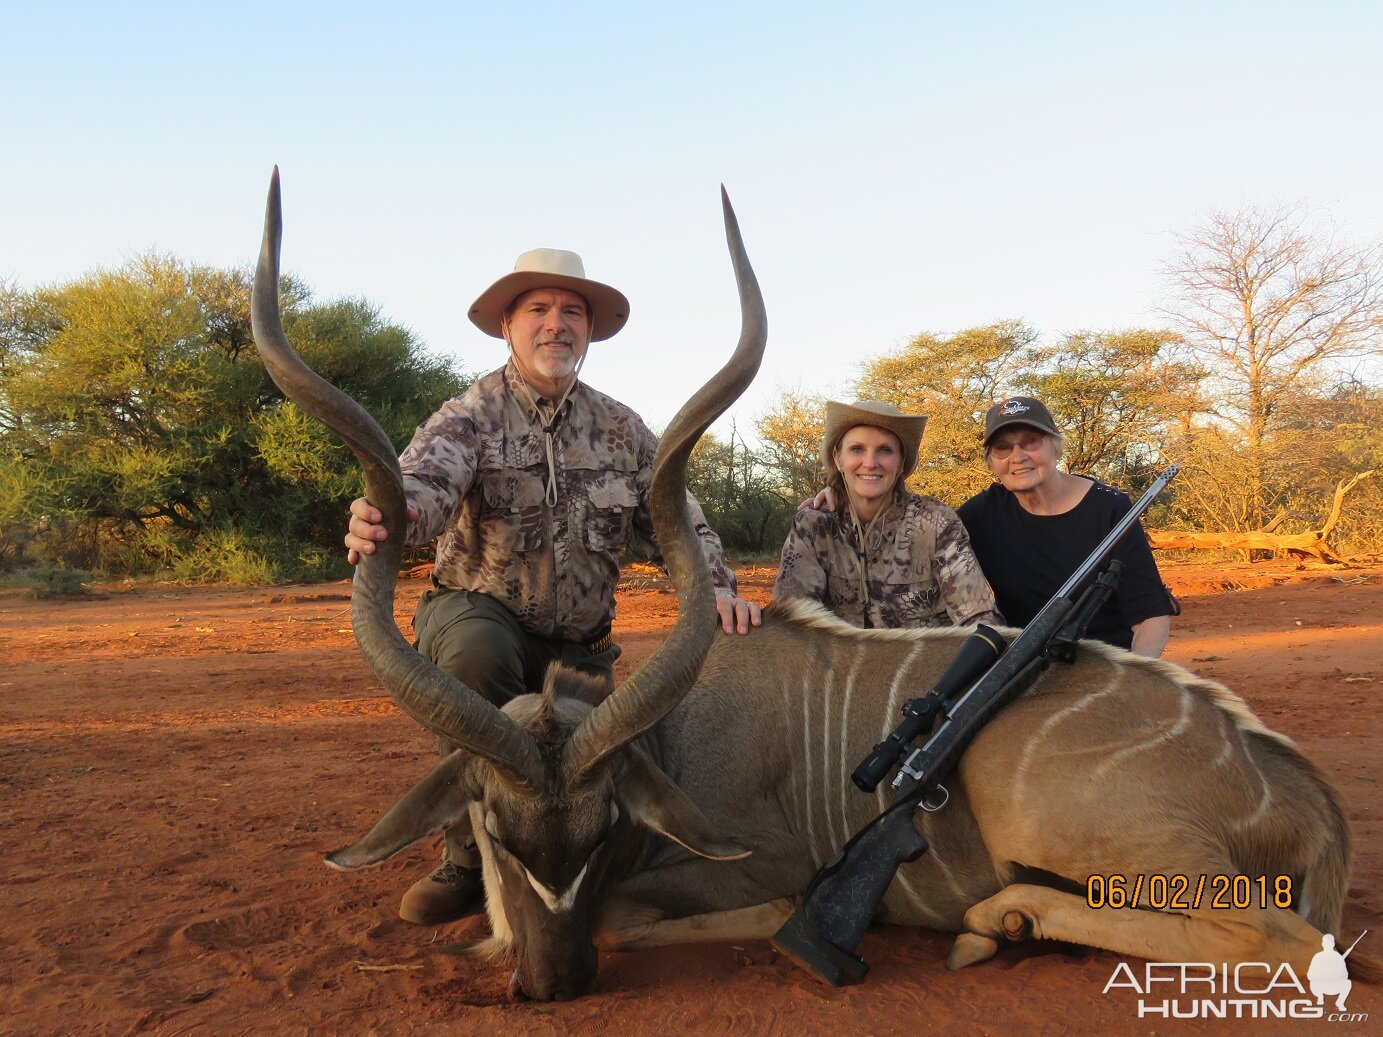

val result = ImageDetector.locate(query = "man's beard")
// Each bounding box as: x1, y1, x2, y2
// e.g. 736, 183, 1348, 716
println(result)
532, 340, 579, 380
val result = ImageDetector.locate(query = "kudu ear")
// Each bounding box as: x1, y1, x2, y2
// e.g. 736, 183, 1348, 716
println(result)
323, 750, 481, 871
617, 747, 750, 862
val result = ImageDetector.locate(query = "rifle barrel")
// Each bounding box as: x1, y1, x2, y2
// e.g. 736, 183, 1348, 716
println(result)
1053, 464, 1178, 601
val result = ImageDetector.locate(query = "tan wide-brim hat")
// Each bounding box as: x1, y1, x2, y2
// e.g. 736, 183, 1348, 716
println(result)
822, 400, 927, 480
469, 248, 630, 342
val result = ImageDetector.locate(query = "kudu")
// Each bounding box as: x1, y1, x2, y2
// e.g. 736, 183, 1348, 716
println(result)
252, 170, 1357, 1002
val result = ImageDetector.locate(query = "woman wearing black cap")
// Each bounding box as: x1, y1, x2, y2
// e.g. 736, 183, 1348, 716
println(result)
956, 396, 1176, 656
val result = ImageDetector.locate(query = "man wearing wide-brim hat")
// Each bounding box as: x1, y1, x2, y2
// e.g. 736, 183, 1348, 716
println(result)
345, 248, 761, 924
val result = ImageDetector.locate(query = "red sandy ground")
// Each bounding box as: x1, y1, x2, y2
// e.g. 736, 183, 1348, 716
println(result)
1, 560, 1379, 1037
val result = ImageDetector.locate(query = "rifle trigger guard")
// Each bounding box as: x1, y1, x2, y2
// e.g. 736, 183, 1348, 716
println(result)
918, 784, 949, 813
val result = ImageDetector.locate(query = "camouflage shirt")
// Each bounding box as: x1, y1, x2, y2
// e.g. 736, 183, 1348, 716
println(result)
774, 493, 1001, 630
397, 362, 736, 643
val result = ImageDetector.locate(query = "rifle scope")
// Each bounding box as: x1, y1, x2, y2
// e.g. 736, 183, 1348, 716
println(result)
851, 625, 1007, 793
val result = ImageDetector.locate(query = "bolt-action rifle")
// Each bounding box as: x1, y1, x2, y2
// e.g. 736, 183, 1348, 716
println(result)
771, 465, 1180, 985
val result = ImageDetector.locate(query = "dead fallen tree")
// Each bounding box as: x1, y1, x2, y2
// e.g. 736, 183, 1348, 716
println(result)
1149, 470, 1375, 563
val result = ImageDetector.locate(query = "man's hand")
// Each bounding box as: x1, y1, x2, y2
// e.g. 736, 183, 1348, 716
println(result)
798, 486, 836, 512
345, 496, 419, 565
715, 590, 763, 635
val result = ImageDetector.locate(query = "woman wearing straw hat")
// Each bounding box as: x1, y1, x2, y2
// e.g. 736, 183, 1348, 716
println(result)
775, 400, 1000, 629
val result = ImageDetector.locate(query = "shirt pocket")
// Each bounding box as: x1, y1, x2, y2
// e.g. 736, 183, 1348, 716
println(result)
879, 547, 945, 622
480, 470, 546, 553
825, 568, 863, 609
584, 471, 639, 552
883, 553, 942, 624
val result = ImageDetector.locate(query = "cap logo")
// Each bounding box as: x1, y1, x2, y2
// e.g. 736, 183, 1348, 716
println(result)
999, 400, 1030, 416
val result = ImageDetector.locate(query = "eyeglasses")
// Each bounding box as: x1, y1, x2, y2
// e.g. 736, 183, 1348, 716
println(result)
987, 432, 1047, 459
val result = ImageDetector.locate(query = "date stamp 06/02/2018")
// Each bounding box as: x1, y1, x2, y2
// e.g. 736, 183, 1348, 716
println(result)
1086, 873, 1294, 911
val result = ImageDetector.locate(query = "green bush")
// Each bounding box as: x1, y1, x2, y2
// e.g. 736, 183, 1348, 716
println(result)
168, 528, 280, 586
4, 567, 93, 599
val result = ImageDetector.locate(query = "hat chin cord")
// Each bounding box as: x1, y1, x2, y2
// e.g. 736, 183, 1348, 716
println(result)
840, 462, 907, 623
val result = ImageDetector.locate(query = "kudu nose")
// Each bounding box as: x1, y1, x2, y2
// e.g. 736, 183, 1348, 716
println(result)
509, 943, 598, 1002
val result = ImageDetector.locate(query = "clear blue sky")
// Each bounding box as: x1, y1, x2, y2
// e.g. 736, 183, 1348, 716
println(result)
5, 1, 1381, 435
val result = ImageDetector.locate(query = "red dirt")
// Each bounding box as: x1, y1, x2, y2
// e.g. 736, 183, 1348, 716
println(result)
2, 560, 1379, 1036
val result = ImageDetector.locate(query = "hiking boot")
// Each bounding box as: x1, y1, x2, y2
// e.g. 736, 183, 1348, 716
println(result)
398, 859, 484, 925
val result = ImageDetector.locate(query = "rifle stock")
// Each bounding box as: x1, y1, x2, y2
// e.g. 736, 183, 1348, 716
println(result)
772, 802, 928, 985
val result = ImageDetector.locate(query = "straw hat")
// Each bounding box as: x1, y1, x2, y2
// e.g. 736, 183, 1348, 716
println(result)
468, 248, 630, 342
822, 400, 927, 479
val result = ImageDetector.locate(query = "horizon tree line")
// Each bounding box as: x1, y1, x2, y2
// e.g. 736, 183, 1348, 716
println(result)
2, 205, 1380, 583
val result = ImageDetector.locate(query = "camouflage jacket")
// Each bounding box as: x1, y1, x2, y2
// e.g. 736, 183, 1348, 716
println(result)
398, 362, 736, 643
774, 493, 1001, 630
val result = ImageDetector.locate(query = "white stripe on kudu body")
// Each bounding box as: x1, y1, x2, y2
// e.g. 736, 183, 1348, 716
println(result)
1091, 681, 1193, 785
800, 672, 822, 865
1011, 671, 1124, 806
819, 655, 838, 851
1232, 722, 1276, 830
835, 650, 866, 849
781, 672, 802, 824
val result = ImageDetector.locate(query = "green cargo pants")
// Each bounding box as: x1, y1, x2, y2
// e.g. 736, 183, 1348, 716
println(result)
413, 586, 620, 868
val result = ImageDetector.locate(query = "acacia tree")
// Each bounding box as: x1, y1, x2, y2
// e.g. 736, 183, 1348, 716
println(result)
853, 321, 1038, 504
1164, 206, 1383, 529
1019, 329, 1203, 493
686, 424, 791, 554
1151, 376, 1381, 560
1259, 375, 1383, 553
755, 388, 827, 503
1, 254, 467, 579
